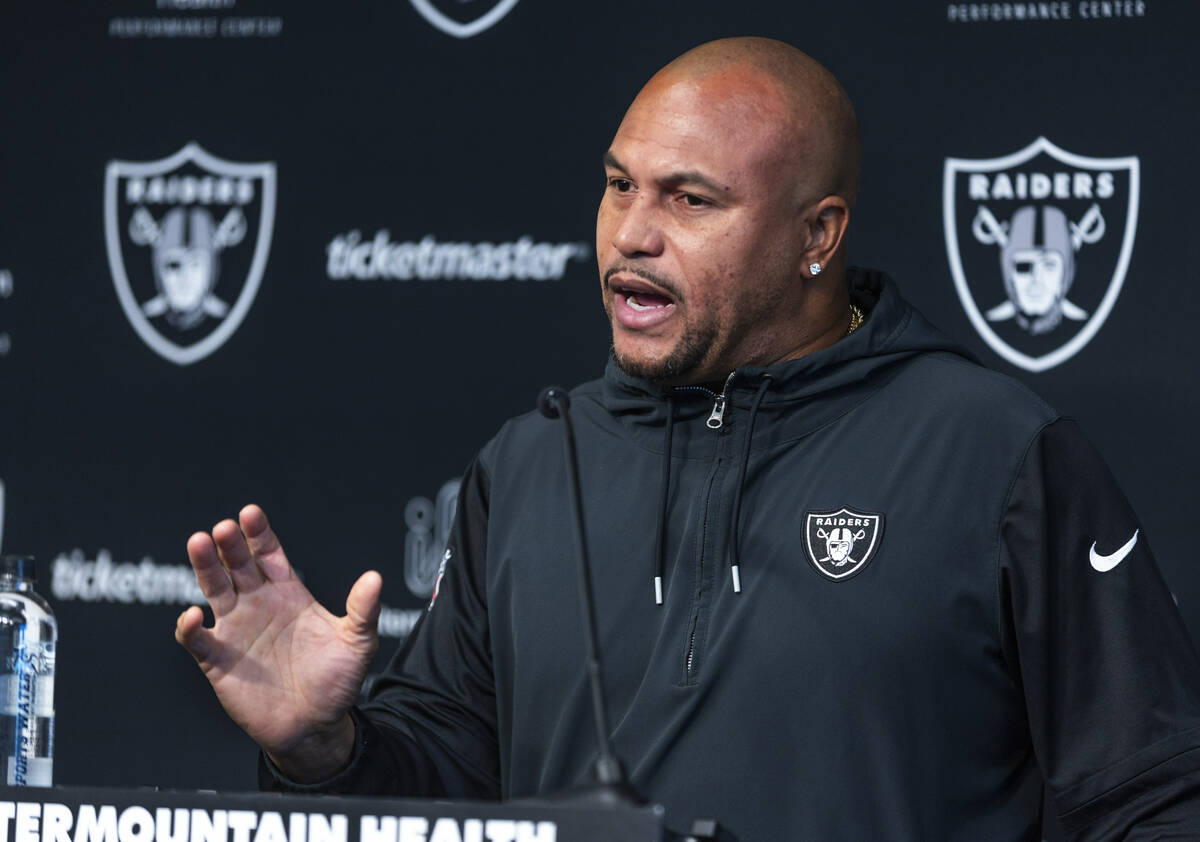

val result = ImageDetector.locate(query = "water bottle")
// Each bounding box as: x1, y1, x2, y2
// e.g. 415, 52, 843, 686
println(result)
0, 555, 56, 786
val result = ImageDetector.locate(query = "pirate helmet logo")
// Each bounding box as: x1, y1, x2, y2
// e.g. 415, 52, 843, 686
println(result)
105, 143, 276, 366
408, 0, 520, 38
822, 527, 862, 565
804, 508, 884, 581
130, 205, 246, 329
944, 137, 1139, 372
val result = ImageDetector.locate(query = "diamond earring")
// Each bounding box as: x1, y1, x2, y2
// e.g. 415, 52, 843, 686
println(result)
809, 262, 822, 276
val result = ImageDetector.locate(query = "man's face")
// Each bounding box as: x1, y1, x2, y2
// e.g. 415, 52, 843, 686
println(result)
596, 71, 811, 384
1008, 248, 1065, 316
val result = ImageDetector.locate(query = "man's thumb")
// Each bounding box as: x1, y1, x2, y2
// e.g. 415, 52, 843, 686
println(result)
345, 570, 383, 641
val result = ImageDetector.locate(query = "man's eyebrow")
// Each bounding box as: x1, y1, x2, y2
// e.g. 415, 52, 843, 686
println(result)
660, 170, 726, 195
603, 151, 727, 195
602, 150, 626, 172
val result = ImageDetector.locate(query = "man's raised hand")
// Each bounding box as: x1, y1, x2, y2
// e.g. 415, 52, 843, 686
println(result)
175, 504, 382, 782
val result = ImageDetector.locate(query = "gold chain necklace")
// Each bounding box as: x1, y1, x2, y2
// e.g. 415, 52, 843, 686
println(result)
847, 303, 864, 336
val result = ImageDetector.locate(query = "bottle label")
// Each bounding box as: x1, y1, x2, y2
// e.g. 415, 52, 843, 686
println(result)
6, 756, 50, 787
4, 637, 53, 786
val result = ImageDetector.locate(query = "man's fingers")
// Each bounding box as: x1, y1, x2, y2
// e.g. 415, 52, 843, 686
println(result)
175, 605, 215, 664
239, 504, 291, 582
213, 517, 265, 594
345, 570, 383, 645
186, 531, 236, 616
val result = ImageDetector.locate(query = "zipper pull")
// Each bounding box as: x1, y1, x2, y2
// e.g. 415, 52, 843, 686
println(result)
707, 395, 726, 429
707, 371, 737, 430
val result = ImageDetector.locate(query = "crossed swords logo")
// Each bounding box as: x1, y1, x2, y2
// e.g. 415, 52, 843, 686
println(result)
972, 202, 1106, 325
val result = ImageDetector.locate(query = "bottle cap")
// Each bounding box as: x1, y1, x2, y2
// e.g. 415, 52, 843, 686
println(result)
0, 555, 36, 586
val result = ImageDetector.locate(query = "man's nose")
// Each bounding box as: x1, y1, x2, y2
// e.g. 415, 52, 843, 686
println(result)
610, 196, 665, 259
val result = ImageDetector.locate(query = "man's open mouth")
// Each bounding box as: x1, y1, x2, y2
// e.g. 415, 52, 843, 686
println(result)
624, 291, 674, 311
610, 276, 678, 310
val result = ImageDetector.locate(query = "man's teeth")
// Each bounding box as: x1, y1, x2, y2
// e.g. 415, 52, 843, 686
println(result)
626, 294, 669, 312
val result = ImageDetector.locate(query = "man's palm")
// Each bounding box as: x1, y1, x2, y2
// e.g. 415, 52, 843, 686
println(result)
176, 505, 382, 779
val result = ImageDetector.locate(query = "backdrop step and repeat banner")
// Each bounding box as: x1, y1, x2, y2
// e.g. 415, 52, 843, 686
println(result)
2, 1, 1197, 836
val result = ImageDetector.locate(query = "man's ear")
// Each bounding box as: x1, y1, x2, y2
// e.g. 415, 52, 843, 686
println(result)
801, 196, 850, 275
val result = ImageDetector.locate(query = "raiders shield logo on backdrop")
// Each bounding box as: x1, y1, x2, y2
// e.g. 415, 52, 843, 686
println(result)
409, 0, 520, 38
104, 143, 276, 366
804, 508, 884, 581
943, 137, 1139, 372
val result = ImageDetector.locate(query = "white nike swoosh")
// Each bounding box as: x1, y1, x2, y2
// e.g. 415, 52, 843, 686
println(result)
1089, 529, 1139, 572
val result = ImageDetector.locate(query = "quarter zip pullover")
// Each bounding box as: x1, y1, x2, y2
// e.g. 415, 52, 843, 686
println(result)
264, 268, 1200, 842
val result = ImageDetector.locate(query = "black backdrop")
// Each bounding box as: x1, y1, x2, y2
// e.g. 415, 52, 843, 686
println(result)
1, 1, 1195, 834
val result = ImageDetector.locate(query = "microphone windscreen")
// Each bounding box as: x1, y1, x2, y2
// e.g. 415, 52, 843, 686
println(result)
537, 386, 570, 419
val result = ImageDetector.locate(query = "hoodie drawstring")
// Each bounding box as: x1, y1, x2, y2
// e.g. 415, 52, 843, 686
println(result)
729, 376, 772, 594
653, 397, 675, 605
652, 377, 773, 604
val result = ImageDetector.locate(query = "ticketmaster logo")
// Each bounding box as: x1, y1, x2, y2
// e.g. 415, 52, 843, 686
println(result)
326, 231, 590, 282
51, 549, 205, 605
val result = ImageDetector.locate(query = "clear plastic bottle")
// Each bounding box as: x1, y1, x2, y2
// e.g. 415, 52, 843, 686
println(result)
0, 555, 56, 786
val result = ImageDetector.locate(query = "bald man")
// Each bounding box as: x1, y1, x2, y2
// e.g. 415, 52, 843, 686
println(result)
179, 39, 1200, 840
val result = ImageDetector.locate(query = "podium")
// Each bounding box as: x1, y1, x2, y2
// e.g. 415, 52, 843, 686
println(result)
0, 785, 664, 842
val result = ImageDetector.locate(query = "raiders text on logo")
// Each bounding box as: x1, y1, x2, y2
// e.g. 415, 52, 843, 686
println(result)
104, 143, 276, 365
409, 0, 519, 38
804, 508, 884, 581
944, 137, 1139, 372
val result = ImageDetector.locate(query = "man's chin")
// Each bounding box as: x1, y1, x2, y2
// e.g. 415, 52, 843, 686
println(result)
610, 318, 718, 386
612, 345, 703, 386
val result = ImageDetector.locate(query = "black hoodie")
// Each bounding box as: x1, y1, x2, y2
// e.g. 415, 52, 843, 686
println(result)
267, 269, 1200, 841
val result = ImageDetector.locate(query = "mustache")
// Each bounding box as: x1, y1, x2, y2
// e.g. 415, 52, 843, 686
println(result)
603, 263, 683, 301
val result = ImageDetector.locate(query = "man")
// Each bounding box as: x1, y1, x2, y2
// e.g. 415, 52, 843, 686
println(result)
176, 38, 1200, 840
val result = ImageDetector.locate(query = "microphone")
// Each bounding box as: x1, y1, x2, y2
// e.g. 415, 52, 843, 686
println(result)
536, 385, 640, 802
533, 386, 729, 839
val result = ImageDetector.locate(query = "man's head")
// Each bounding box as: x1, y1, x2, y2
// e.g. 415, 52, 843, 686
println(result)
596, 37, 860, 385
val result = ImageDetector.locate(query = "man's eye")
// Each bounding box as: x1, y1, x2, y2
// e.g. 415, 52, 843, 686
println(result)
681, 194, 709, 208
608, 178, 633, 192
